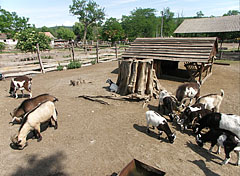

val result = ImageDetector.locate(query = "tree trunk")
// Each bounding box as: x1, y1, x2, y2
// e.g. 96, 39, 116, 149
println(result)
117, 59, 162, 100
83, 25, 88, 52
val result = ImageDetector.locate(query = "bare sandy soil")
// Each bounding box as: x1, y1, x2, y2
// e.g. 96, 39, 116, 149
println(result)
0, 60, 240, 176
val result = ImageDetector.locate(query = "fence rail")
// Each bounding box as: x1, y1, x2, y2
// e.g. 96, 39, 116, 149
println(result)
0, 45, 127, 78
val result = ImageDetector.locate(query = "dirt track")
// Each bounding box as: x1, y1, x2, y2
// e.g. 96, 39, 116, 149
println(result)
0, 60, 239, 176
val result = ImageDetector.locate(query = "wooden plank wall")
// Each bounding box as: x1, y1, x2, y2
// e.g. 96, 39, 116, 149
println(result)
122, 37, 217, 63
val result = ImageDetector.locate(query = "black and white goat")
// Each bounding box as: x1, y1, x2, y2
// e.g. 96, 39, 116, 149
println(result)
195, 89, 224, 112
9, 76, 32, 98
194, 113, 240, 139
158, 90, 179, 122
10, 93, 58, 124
106, 78, 118, 92
176, 82, 201, 108
11, 101, 58, 149
179, 103, 212, 130
146, 110, 176, 143
196, 129, 240, 166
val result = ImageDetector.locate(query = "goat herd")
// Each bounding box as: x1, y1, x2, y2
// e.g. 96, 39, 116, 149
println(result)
7, 75, 240, 167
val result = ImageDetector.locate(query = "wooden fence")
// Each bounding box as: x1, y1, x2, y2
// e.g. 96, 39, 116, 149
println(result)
0, 44, 127, 78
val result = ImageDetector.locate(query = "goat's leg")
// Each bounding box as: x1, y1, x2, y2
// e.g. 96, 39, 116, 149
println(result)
146, 122, 150, 133
35, 125, 42, 142
21, 90, 24, 97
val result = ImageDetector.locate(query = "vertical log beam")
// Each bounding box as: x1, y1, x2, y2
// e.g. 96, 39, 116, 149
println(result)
36, 43, 45, 73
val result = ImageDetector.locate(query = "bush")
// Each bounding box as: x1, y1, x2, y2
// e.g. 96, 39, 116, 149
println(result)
0, 42, 6, 51
57, 63, 64, 71
67, 60, 82, 69
91, 59, 96, 65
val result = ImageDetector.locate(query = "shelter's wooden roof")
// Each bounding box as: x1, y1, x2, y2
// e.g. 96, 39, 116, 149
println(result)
122, 37, 218, 63
174, 15, 240, 34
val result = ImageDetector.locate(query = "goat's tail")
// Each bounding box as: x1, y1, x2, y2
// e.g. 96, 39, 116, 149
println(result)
220, 89, 224, 97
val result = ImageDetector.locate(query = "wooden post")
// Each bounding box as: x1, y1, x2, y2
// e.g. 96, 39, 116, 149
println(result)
71, 42, 75, 61
96, 41, 99, 63
36, 43, 45, 73
219, 39, 223, 59
115, 43, 118, 59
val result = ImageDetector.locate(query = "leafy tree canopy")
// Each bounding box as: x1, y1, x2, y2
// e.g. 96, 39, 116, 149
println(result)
15, 28, 51, 52
195, 11, 204, 18
56, 27, 75, 40
102, 18, 125, 43
223, 10, 240, 16
69, 0, 105, 44
0, 8, 31, 38
121, 8, 157, 41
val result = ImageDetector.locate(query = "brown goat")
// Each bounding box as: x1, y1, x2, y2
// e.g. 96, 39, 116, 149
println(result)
10, 93, 58, 124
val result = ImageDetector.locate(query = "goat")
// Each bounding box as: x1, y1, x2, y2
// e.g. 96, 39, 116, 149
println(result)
11, 101, 58, 149
106, 78, 118, 92
196, 129, 240, 166
10, 93, 58, 124
194, 112, 240, 139
9, 76, 32, 98
179, 103, 212, 130
158, 90, 179, 122
176, 82, 200, 108
146, 110, 176, 143
195, 89, 224, 112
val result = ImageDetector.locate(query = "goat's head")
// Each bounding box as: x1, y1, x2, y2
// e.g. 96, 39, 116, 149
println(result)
168, 132, 176, 144
11, 134, 27, 150
106, 79, 112, 85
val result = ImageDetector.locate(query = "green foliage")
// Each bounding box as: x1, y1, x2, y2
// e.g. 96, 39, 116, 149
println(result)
67, 60, 82, 69
195, 11, 204, 18
41, 55, 53, 59
56, 27, 75, 40
0, 42, 6, 51
0, 8, 31, 38
57, 63, 64, 71
15, 28, 51, 52
102, 18, 125, 43
161, 7, 177, 37
69, 0, 105, 44
91, 59, 96, 65
121, 8, 158, 41
223, 10, 240, 16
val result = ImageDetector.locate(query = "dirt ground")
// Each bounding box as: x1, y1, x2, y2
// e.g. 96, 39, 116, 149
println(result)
0, 60, 239, 176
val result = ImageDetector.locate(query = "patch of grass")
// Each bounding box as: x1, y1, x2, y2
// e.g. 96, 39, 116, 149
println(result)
67, 60, 82, 69
91, 59, 96, 65
57, 63, 64, 71
41, 55, 53, 59
63, 54, 71, 58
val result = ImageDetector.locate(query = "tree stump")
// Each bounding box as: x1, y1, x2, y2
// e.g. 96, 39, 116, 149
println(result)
117, 59, 162, 100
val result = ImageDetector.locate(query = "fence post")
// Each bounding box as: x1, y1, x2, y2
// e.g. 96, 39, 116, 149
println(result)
36, 43, 45, 73
115, 43, 118, 59
96, 41, 99, 63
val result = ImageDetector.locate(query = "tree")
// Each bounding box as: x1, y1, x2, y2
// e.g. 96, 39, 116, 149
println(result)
73, 22, 84, 41
56, 27, 75, 40
161, 7, 176, 37
0, 8, 31, 38
196, 11, 204, 18
121, 8, 158, 41
69, 0, 105, 45
102, 18, 125, 44
223, 10, 240, 16
15, 28, 51, 52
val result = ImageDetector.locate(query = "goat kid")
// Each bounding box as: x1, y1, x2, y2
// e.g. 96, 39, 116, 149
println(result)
9, 76, 32, 98
106, 78, 118, 92
194, 112, 240, 139
146, 110, 176, 143
195, 89, 224, 112
10, 93, 58, 124
11, 101, 58, 149
158, 90, 179, 122
196, 129, 240, 166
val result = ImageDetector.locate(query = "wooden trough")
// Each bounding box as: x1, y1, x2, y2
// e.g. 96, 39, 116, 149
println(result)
118, 159, 165, 176
121, 37, 218, 84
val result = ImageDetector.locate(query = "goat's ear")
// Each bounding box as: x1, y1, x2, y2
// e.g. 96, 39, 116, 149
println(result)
10, 112, 13, 117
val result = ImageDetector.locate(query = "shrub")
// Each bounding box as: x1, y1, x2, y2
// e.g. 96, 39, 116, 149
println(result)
57, 63, 64, 71
67, 60, 82, 69
0, 42, 6, 51
91, 59, 96, 65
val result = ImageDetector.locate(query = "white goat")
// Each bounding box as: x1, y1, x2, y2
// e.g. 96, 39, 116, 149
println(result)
146, 110, 176, 143
11, 101, 58, 149
195, 89, 224, 112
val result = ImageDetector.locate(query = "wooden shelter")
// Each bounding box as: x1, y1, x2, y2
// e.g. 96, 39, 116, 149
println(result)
117, 37, 217, 98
